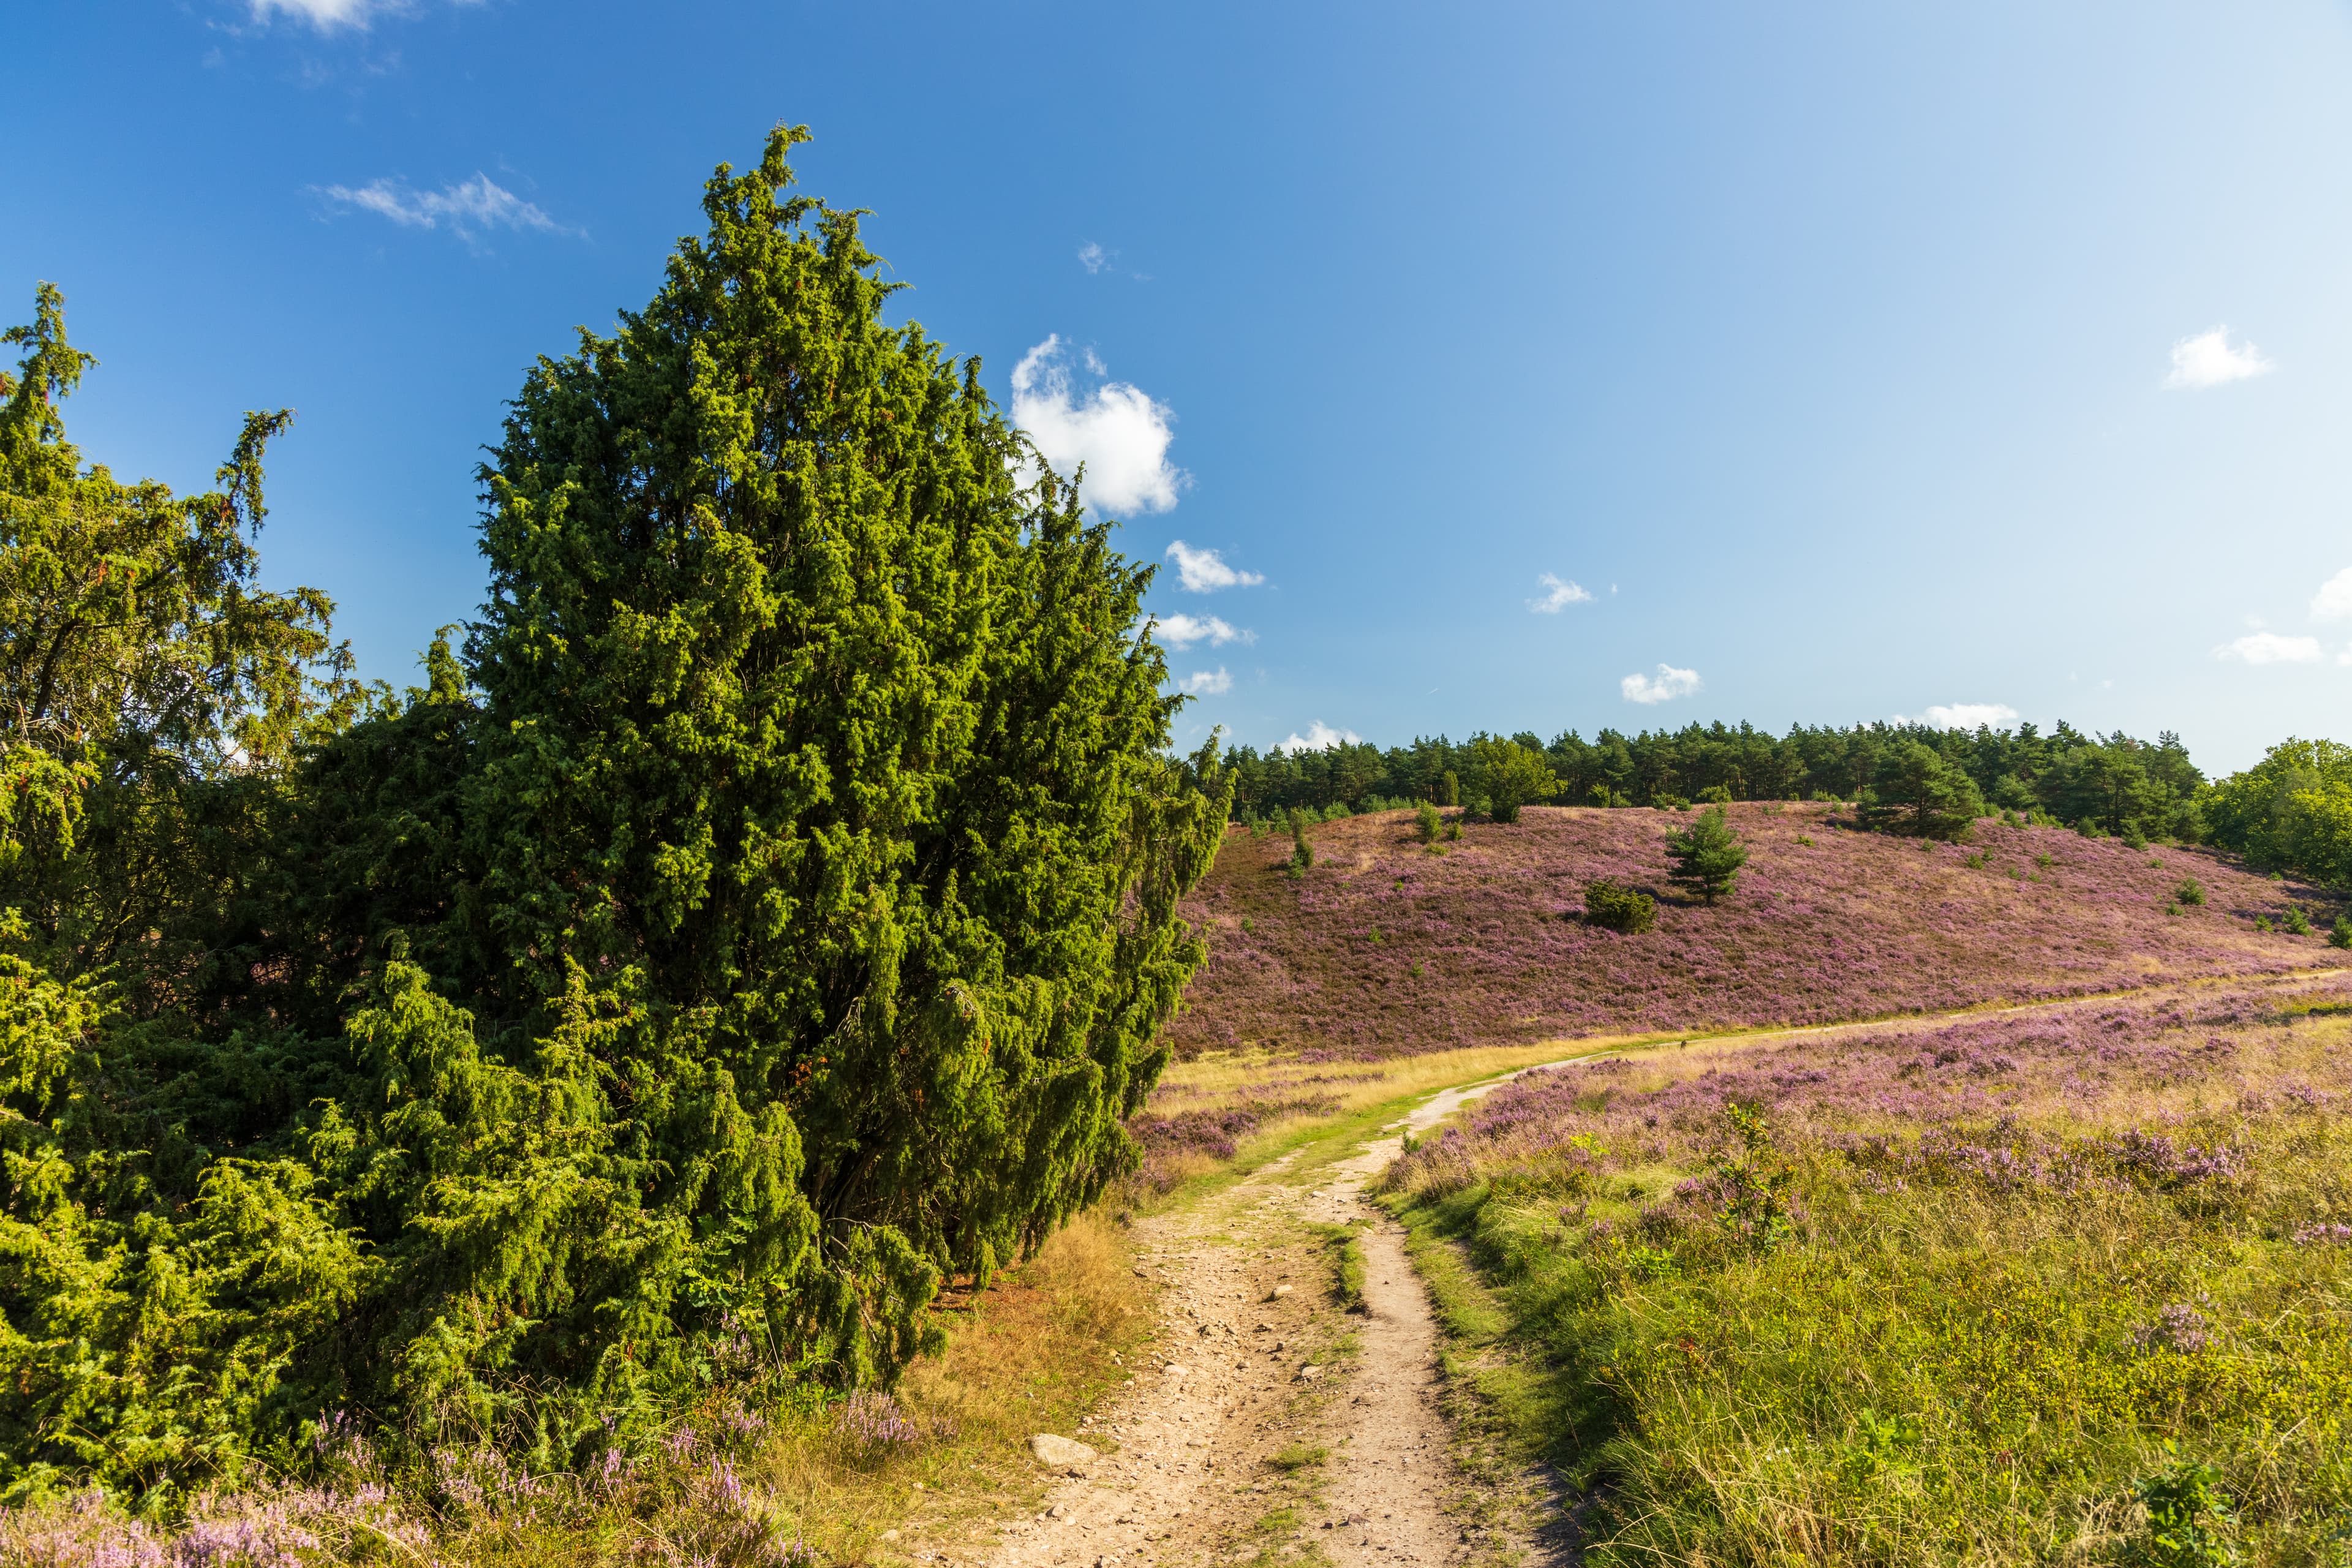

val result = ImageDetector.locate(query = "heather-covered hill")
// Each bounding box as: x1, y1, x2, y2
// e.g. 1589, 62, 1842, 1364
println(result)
1167, 804, 2339, 1058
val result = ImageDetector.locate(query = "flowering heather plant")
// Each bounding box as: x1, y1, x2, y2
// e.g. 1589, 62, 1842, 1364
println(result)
1170, 806, 2336, 1058
829, 1392, 919, 1461
0, 1483, 429, 1568
1377, 980, 2352, 1564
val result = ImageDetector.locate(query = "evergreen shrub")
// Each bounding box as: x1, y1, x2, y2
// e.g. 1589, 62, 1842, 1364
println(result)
1582, 878, 1657, 934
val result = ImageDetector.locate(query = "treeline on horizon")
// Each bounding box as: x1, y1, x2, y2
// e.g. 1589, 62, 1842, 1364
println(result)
1218, 722, 2352, 884
1223, 722, 2204, 831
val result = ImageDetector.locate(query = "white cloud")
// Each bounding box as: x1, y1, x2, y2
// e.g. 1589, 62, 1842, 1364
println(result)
2164, 326, 2274, 390
2311, 568, 2352, 622
1526, 573, 1593, 614
252, 0, 389, 27
1179, 666, 1233, 696
1905, 702, 2021, 731
2214, 632, 2321, 665
317, 173, 570, 239
1151, 613, 1253, 650
1166, 541, 1262, 592
1010, 336, 1185, 514
1621, 664, 1702, 705
1078, 242, 1108, 274
1277, 721, 1362, 754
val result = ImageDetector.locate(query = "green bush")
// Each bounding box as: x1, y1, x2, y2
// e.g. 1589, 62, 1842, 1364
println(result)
1582, 878, 1657, 934
1472, 737, 1557, 824
2176, 877, 2206, 907
1664, 806, 1747, 903
2332, 916, 2352, 950
2285, 906, 2314, 937
1289, 807, 1314, 873
1415, 801, 1441, 843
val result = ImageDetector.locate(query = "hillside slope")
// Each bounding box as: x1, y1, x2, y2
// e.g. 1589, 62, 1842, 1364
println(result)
1167, 803, 2337, 1058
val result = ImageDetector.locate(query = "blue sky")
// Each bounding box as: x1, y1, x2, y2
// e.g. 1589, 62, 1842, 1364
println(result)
10, 2, 2352, 774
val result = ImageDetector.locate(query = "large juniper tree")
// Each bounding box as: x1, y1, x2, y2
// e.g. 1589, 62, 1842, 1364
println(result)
423, 124, 1232, 1404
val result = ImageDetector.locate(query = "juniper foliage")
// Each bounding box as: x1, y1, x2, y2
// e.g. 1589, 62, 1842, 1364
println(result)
0, 128, 1228, 1498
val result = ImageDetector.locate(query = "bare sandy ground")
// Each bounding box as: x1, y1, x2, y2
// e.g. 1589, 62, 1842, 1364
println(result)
974, 1124, 1528, 1568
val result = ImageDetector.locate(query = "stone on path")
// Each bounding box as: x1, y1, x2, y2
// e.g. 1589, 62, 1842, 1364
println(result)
1030, 1433, 1100, 1474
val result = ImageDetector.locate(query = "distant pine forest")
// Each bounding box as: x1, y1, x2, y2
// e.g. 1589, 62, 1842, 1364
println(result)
1225, 722, 2199, 830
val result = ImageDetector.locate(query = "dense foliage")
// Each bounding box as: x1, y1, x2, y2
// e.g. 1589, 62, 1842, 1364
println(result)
1221, 720, 2204, 840
2203, 738, 2352, 888
0, 128, 1228, 1499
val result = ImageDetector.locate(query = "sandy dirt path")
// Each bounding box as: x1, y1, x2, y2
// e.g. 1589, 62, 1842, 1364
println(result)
964, 965, 2352, 1568
975, 1128, 1518, 1568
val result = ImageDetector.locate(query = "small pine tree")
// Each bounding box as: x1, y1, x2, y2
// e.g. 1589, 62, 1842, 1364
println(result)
1289, 807, 1314, 872
1415, 801, 1441, 843
2331, 915, 2352, 950
1665, 805, 1748, 903
1438, 769, 1459, 808
2175, 877, 2206, 907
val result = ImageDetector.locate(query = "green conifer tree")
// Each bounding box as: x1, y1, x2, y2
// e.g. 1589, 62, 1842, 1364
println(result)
1665, 805, 1748, 902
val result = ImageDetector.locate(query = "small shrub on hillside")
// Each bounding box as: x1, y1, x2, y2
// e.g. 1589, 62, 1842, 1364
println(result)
1443, 817, 1462, 842
1288, 809, 1314, 874
1711, 1104, 1798, 1253
2123, 823, 2150, 850
1583, 878, 1657, 934
1415, 801, 1441, 843
1665, 806, 1747, 903
2331, 916, 2352, 950
2254, 916, 2274, 934
1696, 783, 1733, 805
2285, 906, 2314, 937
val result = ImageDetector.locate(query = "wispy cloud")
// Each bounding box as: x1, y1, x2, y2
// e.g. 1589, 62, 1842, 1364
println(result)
1179, 666, 1232, 696
2311, 568, 2352, 622
1011, 336, 1184, 514
1078, 241, 1109, 274
1621, 664, 1702, 705
1151, 613, 1252, 650
1526, 573, 1593, 614
1166, 541, 1262, 592
2214, 632, 2321, 665
2165, 326, 2273, 390
252, 0, 393, 28
1277, 721, 1362, 755
316, 173, 573, 241
1901, 702, 2020, 730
